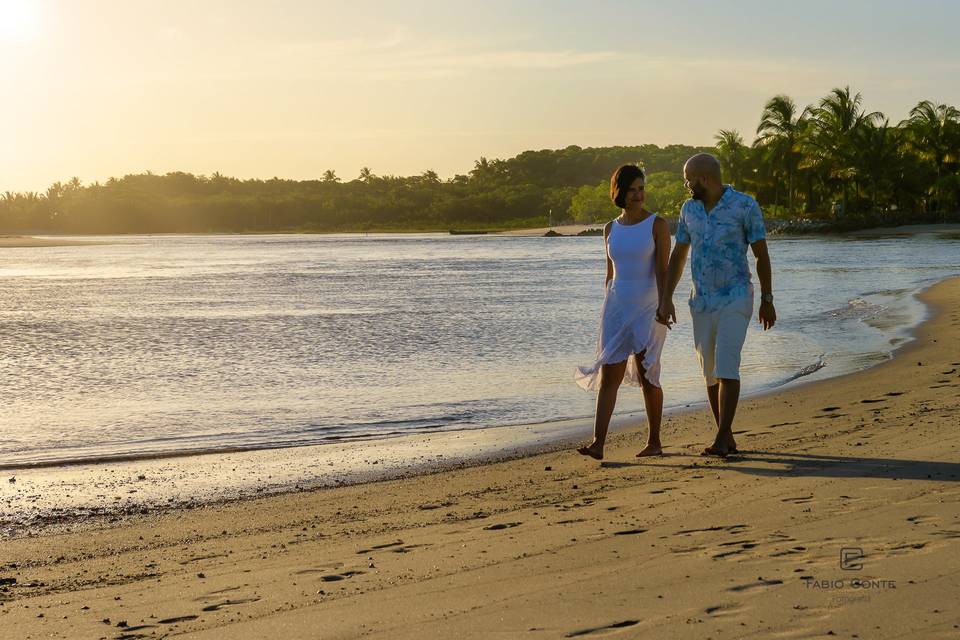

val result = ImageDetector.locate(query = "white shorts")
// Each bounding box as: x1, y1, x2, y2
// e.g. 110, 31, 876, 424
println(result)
691, 295, 753, 385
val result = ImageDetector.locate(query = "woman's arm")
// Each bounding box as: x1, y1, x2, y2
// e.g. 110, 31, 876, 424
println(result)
603, 221, 614, 287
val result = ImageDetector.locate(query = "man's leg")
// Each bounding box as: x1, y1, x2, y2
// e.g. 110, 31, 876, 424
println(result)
706, 378, 740, 453
704, 297, 752, 455
692, 308, 724, 453
706, 382, 720, 427
706, 382, 738, 451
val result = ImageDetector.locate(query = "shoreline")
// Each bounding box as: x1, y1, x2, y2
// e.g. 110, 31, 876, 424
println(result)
0, 276, 940, 537
5, 276, 959, 638
3, 222, 959, 241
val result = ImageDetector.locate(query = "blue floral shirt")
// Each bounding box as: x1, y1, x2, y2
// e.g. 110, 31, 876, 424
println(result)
675, 186, 766, 313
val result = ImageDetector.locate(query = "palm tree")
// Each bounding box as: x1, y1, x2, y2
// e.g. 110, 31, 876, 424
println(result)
321, 169, 340, 183
802, 86, 882, 216
714, 129, 748, 187
756, 95, 805, 213
901, 100, 960, 212
851, 118, 902, 213
358, 167, 375, 183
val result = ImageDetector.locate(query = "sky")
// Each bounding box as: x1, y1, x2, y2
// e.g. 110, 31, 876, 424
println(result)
2, 0, 960, 192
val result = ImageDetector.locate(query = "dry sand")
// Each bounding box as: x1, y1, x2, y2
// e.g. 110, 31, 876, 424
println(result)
4, 278, 960, 639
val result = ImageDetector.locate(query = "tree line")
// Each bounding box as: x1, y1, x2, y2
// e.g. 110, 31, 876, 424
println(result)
2, 86, 957, 234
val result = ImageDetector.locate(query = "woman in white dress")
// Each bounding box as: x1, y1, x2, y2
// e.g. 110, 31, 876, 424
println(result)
575, 164, 671, 460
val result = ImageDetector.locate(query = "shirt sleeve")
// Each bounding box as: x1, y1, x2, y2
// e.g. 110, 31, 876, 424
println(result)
675, 204, 690, 244
745, 199, 766, 243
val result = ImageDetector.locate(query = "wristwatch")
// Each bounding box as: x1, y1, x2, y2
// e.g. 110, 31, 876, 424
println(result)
761, 293, 774, 303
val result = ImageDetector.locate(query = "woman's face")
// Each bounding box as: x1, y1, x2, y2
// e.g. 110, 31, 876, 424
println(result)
624, 177, 645, 211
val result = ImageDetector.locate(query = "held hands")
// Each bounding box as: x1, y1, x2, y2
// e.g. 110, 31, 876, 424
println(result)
656, 299, 676, 329
758, 301, 776, 330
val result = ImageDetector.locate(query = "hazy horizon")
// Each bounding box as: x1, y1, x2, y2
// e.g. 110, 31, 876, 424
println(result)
3, 0, 960, 192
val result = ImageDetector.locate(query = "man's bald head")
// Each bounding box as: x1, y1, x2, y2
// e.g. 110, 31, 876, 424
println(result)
683, 153, 724, 202
684, 153, 722, 181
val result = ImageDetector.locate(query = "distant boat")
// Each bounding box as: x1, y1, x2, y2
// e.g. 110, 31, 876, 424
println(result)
448, 229, 490, 235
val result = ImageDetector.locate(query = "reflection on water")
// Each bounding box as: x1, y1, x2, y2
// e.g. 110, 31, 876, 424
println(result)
0, 233, 957, 467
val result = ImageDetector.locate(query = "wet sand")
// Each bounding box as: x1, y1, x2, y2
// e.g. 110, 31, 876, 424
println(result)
4, 278, 960, 638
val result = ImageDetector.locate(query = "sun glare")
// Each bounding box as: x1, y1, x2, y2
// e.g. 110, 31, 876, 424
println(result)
0, 0, 40, 41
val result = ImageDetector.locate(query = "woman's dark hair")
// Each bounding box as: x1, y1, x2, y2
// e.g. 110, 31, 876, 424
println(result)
610, 164, 645, 208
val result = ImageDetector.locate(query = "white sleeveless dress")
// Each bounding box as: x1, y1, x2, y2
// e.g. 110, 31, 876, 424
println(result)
575, 215, 668, 390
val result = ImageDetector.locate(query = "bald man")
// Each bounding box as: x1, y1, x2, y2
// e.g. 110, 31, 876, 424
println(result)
657, 154, 776, 457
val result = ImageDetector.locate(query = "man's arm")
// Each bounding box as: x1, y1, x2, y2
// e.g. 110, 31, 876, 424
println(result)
657, 242, 689, 327
751, 239, 776, 330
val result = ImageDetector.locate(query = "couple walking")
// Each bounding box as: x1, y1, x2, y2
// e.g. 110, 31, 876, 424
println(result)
575, 154, 776, 459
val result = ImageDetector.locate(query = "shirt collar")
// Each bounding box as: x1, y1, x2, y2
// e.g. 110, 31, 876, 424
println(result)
691, 185, 735, 215
716, 185, 735, 208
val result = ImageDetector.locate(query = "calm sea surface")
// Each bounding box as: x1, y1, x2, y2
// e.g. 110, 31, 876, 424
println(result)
1, 232, 958, 467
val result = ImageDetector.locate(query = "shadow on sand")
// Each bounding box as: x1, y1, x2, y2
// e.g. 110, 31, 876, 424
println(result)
641, 450, 960, 482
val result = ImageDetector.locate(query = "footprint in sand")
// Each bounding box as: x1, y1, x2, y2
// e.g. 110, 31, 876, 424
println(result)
770, 545, 808, 558
418, 501, 456, 510
728, 578, 783, 592
860, 398, 886, 404
200, 597, 261, 611
649, 487, 675, 494
319, 570, 365, 582
293, 566, 341, 575
356, 540, 404, 554
159, 615, 198, 624
713, 540, 759, 559
178, 553, 227, 565
887, 542, 929, 556
781, 495, 814, 504
675, 524, 749, 536
933, 530, 960, 539
704, 603, 742, 617
613, 529, 647, 536
564, 619, 640, 637
820, 407, 841, 412
483, 522, 522, 531
354, 540, 430, 554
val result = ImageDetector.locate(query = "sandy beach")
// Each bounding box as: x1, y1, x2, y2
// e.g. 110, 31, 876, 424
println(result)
4, 277, 960, 638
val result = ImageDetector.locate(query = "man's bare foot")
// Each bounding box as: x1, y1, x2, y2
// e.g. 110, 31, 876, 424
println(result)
636, 443, 663, 457
701, 444, 729, 458
577, 445, 603, 460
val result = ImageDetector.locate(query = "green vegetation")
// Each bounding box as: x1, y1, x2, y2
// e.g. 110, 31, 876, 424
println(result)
2, 87, 958, 234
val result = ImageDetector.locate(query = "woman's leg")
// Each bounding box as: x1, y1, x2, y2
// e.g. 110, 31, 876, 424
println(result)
635, 351, 664, 456
578, 359, 628, 460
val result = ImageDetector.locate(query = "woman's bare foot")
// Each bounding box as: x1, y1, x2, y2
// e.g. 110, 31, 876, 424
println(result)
636, 442, 663, 457
577, 445, 604, 460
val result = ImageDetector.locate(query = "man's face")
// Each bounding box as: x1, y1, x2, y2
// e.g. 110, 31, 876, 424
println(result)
684, 170, 707, 201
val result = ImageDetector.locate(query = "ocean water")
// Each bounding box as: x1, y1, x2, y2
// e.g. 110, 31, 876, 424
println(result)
0, 232, 957, 468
